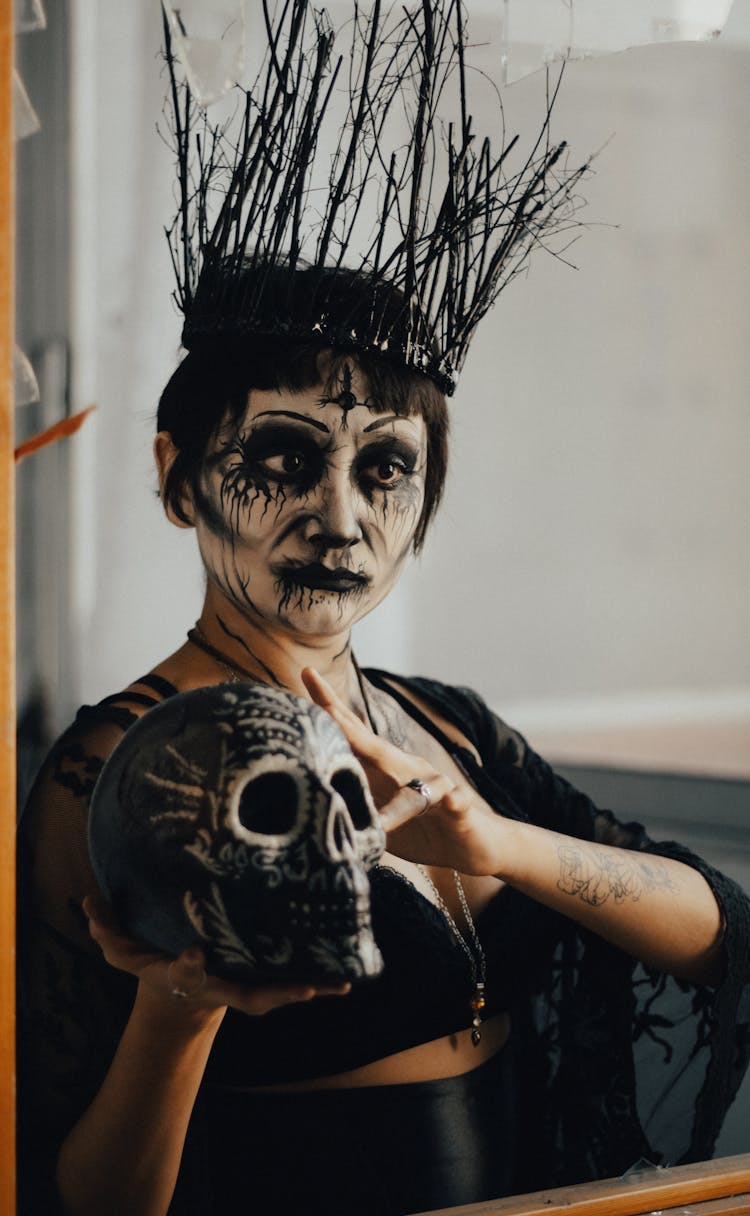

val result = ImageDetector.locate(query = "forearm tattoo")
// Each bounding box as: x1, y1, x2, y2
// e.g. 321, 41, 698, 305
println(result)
557, 843, 679, 907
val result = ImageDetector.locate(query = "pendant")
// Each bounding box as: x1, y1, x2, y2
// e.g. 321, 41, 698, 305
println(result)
470, 981, 486, 1047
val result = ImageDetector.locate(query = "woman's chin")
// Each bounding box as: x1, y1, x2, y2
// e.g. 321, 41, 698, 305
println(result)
275, 590, 372, 636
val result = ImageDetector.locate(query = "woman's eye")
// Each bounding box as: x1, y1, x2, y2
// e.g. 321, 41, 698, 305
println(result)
258, 451, 306, 476
362, 457, 409, 487
376, 461, 402, 483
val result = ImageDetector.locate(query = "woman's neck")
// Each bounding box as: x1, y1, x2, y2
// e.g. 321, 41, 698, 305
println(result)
193, 592, 364, 712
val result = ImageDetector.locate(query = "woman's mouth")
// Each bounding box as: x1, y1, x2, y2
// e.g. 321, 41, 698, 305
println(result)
274, 562, 370, 594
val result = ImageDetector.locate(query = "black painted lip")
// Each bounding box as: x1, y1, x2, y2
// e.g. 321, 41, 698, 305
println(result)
276, 563, 369, 592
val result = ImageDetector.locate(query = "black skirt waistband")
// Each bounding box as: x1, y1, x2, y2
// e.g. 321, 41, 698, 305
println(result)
201, 1038, 518, 1215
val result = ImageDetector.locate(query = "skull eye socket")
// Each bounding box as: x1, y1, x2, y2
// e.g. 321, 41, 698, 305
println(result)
330, 768, 373, 831
237, 772, 299, 836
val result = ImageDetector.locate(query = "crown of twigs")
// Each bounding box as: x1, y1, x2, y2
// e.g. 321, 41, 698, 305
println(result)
163, 1, 590, 396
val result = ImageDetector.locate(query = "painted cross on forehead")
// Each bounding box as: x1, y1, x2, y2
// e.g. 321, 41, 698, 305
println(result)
318, 362, 375, 428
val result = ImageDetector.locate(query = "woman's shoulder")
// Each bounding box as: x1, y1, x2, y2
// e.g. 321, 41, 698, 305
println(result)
55, 671, 178, 758
21, 673, 180, 836
69, 671, 181, 732
19, 672, 183, 940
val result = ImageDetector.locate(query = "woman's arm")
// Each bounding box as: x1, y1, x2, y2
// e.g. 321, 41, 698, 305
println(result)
56, 976, 224, 1216
384, 780, 723, 984
303, 668, 725, 986
491, 818, 724, 982
56, 904, 345, 1216
19, 707, 348, 1216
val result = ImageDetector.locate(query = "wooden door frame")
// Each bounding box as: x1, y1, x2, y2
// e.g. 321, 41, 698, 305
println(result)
1, 0, 16, 1209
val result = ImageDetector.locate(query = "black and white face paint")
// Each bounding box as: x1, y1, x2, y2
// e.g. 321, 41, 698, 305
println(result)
190, 361, 427, 638
317, 360, 375, 427
88, 683, 386, 982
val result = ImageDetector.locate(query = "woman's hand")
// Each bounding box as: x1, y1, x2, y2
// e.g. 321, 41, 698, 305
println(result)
302, 670, 728, 983
83, 893, 351, 1023
302, 667, 507, 875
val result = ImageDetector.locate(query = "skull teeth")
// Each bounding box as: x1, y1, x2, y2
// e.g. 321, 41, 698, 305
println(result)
288, 897, 369, 913
289, 910, 370, 926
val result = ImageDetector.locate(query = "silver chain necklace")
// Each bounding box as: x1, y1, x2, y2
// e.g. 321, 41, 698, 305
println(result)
355, 660, 488, 1046
416, 865, 487, 1046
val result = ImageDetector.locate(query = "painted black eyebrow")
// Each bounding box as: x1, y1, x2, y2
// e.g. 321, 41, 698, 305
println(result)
252, 409, 330, 433
362, 414, 403, 432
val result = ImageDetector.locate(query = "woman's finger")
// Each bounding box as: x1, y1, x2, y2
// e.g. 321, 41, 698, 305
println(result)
83, 891, 115, 930
378, 772, 455, 834
303, 667, 435, 789
302, 667, 394, 764
84, 892, 353, 1017
302, 666, 358, 718
225, 980, 351, 1018
303, 667, 372, 735
160, 947, 209, 1000
84, 897, 200, 988
84, 895, 143, 954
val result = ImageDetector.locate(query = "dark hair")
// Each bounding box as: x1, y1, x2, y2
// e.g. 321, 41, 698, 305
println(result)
157, 336, 449, 552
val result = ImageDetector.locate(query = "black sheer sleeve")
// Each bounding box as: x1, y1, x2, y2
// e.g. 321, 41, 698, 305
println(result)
374, 673, 750, 1187
16, 695, 171, 1214
507, 729, 750, 1184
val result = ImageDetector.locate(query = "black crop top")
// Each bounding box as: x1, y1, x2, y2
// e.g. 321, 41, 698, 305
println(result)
17, 669, 750, 1211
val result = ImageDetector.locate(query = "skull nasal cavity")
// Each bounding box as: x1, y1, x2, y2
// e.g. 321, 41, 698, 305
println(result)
330, 769, 372, 830
238, 772, 299, 835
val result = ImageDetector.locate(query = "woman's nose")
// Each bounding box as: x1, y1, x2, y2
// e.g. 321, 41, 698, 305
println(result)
302, 474, 363, 550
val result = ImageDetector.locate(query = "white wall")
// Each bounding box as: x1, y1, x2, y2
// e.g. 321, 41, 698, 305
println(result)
69, 1, 201, 708
371, 37, 750, 715
68, 2, 750, 748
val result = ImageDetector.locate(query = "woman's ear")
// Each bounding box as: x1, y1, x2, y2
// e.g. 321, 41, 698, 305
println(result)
154, 432, 195, 529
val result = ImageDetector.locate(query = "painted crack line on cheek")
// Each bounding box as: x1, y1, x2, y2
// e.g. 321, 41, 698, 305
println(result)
219, 467, 289, 535
392, 490, 422, 541
366, 480, 423, 549
205, 546, 263, 622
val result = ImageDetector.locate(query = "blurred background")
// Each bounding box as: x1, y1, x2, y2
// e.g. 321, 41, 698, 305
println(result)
15, 0, 750, 1151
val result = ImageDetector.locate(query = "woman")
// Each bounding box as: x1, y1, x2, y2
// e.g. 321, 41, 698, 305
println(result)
18, 332, 750, 1216
18, 4, 750, 1214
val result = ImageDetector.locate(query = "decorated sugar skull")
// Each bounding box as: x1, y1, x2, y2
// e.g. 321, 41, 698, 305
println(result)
88, 683, 385, 982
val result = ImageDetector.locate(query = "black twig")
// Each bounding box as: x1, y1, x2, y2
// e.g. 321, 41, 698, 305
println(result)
162, 1, 592, 395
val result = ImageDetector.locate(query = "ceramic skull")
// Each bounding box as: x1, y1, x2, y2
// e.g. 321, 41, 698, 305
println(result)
88, 683, 385, 982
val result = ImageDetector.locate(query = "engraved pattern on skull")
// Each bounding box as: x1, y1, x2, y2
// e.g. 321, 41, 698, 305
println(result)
88, 684, 386, 982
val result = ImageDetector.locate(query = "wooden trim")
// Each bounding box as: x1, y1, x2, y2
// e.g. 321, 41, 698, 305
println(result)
419, 1155, 750, 1216
676, 1196, 750, 1216
0, 0, 15, 1209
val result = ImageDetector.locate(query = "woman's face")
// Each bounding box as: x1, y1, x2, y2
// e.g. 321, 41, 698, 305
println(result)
189, 360, 427, 639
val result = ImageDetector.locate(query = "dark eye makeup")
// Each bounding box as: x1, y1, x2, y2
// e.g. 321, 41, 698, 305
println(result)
357, 438, 419, 489
213, 422, 421, 500
230, 423, 327, 487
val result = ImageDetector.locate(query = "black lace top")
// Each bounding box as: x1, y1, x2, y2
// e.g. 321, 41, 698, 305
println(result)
17, 670, 750, 1213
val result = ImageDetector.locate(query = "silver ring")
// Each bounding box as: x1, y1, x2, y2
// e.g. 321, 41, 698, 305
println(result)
168, 959, 206, 1000
405, 777, 432, 813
